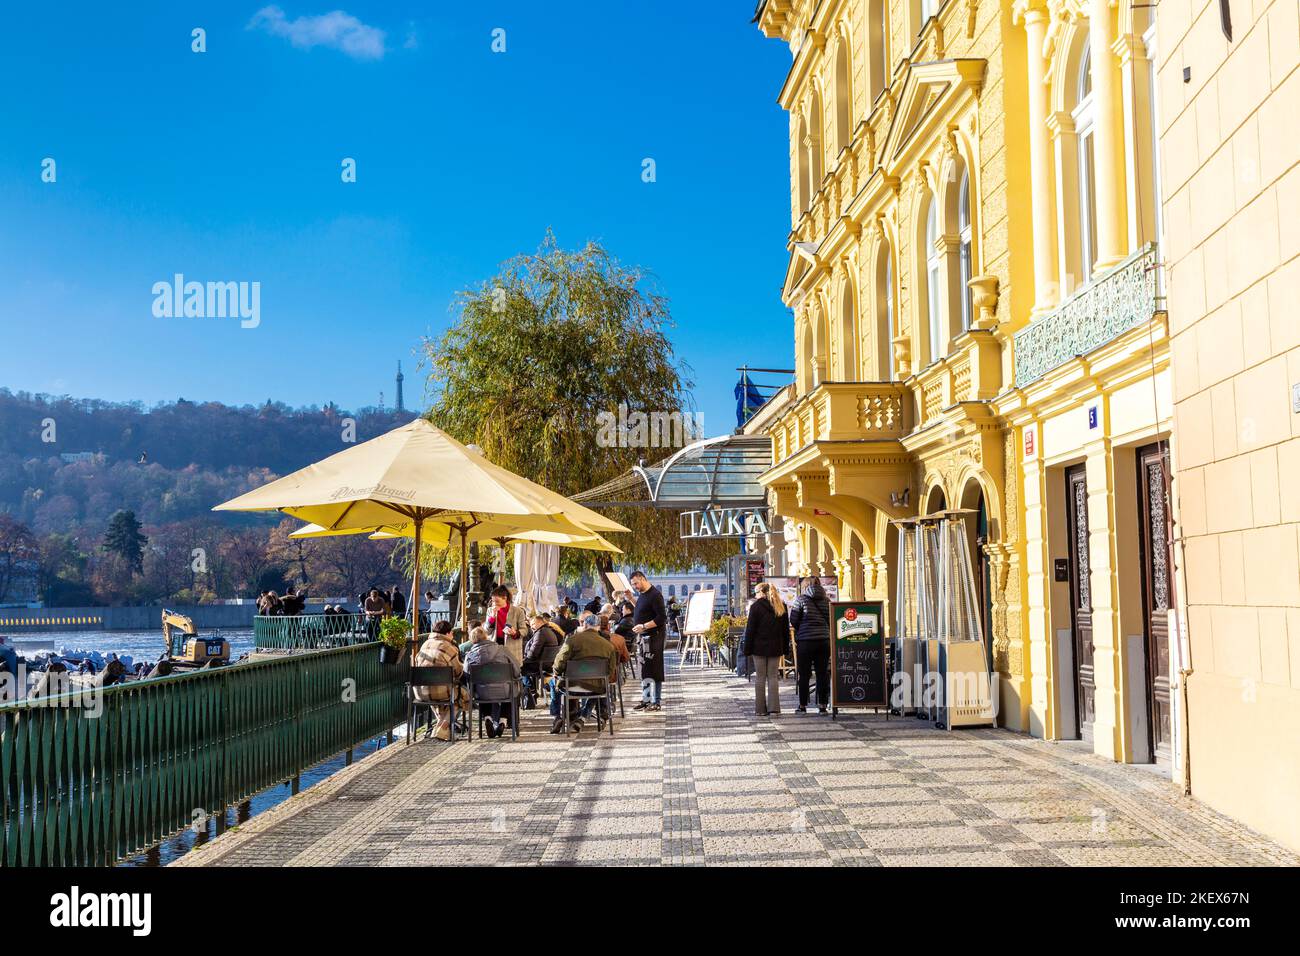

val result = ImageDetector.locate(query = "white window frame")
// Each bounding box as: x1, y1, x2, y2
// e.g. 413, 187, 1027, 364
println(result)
1073, 42, 1098, 286
885, 254, 895, 379
926, 200, 943, 363
958, 169, 972, 332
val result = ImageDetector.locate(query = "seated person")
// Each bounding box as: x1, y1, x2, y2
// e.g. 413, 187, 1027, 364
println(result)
522, 613, 562, 701
413, 622, 464, 741
599, 613, 630, 666
555, 605, 579, 635
463, 626, 520, 738
548, 612, 619, 735
454, 620, 480, 657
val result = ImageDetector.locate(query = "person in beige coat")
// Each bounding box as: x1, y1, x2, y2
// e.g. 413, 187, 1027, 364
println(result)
413, 621, 465, 741
485, 585, 528, 669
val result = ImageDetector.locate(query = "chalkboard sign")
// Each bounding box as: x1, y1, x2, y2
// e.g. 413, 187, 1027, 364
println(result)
829, 600, 887, 713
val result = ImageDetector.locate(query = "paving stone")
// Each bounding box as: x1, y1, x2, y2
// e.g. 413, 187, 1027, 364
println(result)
175, 651, 1299, 868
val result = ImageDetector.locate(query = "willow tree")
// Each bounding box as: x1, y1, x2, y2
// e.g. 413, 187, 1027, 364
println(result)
421, 234, 734, 583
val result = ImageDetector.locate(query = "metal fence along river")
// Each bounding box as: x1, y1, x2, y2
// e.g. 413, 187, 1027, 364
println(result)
0, 642, 405, 866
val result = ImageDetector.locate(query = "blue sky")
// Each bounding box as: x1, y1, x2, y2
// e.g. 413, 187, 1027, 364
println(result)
0, 2, 795, 437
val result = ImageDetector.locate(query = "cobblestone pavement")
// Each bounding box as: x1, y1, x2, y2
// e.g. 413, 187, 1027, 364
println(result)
175, 654, 1297, 867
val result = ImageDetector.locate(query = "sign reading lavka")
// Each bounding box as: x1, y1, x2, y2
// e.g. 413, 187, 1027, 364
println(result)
679, 506, 770, 540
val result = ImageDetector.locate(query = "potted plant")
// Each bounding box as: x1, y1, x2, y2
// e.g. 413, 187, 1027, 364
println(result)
377, 616, 412, 665
708, 614, 745, 668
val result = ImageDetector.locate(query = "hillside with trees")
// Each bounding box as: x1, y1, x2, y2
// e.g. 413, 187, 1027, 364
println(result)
0, 390, 413, 606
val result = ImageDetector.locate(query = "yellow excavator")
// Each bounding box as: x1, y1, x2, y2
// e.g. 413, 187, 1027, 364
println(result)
161, 610, 231, 670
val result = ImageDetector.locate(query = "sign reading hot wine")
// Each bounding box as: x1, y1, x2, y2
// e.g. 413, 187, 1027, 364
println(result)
829, 600, 887, 712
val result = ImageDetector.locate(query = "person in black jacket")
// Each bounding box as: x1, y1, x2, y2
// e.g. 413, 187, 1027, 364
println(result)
629, 571, 667, 711
741, 583, 791, 717
788, 577, 831, 713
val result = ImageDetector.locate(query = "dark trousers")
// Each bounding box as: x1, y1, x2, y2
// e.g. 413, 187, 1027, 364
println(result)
796, 640, 829, 708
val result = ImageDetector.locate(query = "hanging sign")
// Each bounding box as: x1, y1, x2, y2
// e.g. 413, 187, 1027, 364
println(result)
679, 506, 771, 539
829, 600, 887, 713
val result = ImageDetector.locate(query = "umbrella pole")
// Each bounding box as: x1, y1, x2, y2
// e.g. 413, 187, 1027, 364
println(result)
459, 524, 468, 632
411, 519, 422, 639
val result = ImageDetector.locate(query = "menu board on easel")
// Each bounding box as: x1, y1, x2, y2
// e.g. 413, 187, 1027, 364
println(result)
683, 589, 716, 635
829, 600, 887, 714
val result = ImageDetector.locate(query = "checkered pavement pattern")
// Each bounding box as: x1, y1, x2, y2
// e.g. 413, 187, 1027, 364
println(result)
174, 654, 1297, 867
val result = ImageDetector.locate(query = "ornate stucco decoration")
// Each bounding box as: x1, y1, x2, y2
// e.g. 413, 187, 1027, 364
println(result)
967, 274, 1000, 329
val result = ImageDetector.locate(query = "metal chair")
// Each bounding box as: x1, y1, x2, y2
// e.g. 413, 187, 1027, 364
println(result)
538, 645, 561, 703
407, 665, 458, 744
468, 660, 521, 741
611, 658, 626, 718
560, 657, 614, 737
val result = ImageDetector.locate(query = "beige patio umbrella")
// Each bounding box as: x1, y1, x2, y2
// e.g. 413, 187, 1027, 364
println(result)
291, 521, 622, 611
215, 418, 627, 631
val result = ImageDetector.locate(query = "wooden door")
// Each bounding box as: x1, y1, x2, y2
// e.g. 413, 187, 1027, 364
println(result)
1065, 464, 1095, 741
1137, 442, 1174, 763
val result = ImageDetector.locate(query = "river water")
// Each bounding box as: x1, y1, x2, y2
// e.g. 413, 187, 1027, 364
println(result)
5, 626, 398, 867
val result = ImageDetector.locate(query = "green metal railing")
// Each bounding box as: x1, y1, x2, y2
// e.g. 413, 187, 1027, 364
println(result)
0, 642, 405, 867
254, 611, 453, 650
254, 613, 373, 650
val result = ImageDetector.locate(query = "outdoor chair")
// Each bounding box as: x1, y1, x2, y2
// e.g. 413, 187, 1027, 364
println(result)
407, 665, 459, 744
469, 660, 521, 741
538, 645, 561, 703
610, 659, 626, 718
560, 657, 614, 737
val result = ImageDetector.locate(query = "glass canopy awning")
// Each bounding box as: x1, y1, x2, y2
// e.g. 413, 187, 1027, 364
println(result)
573, 434, 772, 510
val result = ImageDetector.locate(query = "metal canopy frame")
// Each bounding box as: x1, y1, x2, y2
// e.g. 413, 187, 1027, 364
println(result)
573, 434, 772, 510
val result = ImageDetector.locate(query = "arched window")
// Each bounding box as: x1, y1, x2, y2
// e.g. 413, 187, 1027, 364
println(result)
1073, 40, 1098, 285
925, 198, 943, 363
798, 318, 815, 395
840, 281, 858, 379
868, 0, 889, 101
796, 114, 811, 214
874, 237, 895, 379
834, 37, 852, 153
958, 168, 973, 331
809, 91, 825, 195
919, 0, 935, 31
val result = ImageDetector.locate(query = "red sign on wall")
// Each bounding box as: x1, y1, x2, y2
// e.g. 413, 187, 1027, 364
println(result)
1024, 428, 1035, 457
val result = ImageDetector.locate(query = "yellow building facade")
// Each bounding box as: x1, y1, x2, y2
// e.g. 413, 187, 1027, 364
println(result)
1158, 0, 1300, 851
754, 0, 1176, 766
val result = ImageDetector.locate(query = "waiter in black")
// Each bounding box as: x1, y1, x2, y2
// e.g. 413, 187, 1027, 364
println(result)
629, 570, 667, 711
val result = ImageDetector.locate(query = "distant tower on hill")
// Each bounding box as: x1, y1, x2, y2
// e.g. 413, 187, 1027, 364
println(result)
395, 361, 405, 412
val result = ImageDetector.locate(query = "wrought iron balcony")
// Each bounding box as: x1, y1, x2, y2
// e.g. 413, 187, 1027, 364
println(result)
1013, 243, 1160, 389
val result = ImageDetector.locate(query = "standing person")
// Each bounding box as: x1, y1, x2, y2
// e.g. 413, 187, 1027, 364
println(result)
629, 570, 667, 712
788, 577, 831, 714
412, 621, 464, 741
363, 587, 387, 639
464, 626, 520, 738
485, 585, 528, 669
0, 637, 18, 703
389, 586, 407, 619
741, 583, 791, 717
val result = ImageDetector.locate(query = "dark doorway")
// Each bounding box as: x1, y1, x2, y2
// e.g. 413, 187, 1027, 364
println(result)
1065, 463, 1095, 742
1136, 441, 1174, 763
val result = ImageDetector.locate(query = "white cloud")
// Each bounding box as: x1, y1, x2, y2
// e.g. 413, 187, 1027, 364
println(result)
248, 6, 387, 61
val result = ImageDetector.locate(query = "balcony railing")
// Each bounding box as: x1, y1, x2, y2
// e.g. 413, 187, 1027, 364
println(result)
768, 381, 911, 463
911, 330, 1002, 427
1013, 243, 1160, 389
